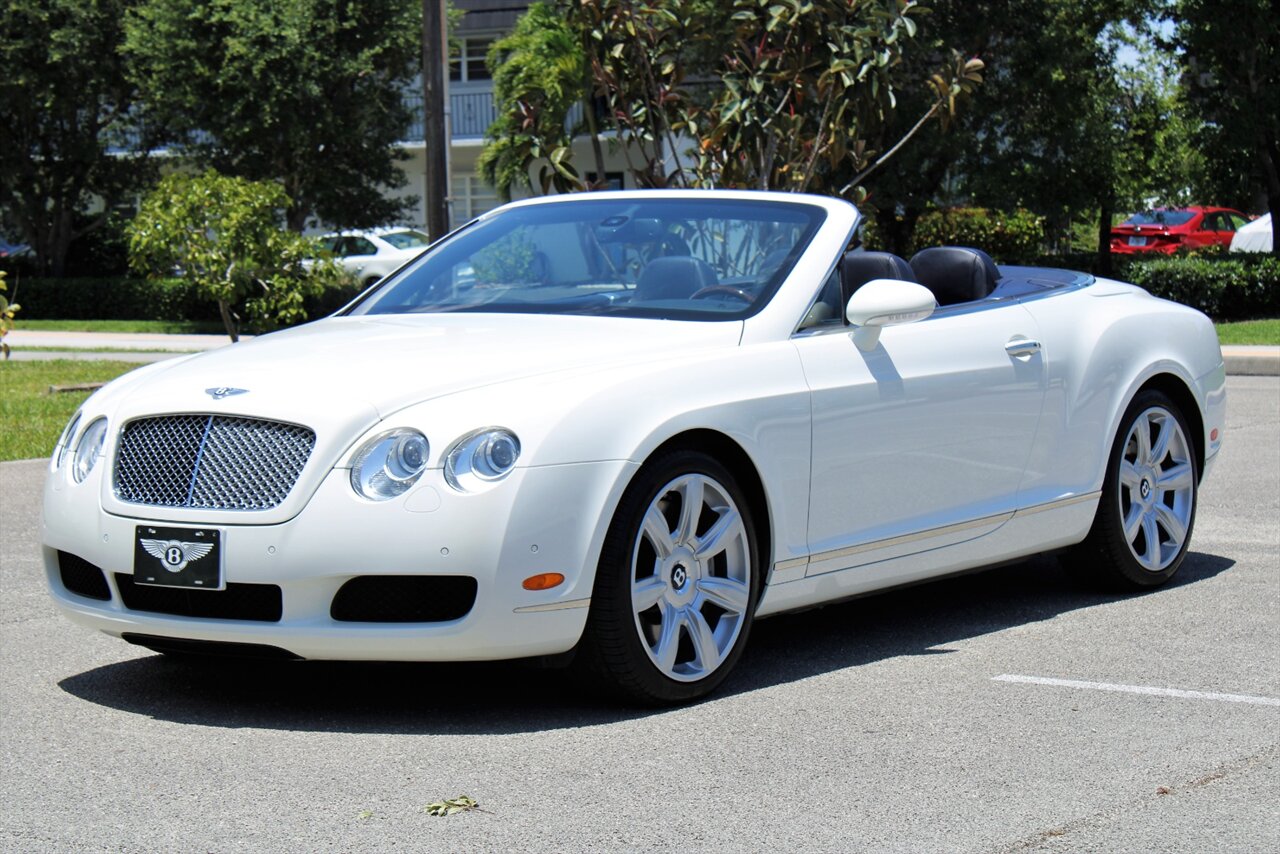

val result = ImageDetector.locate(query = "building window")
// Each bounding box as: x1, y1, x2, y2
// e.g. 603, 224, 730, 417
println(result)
450, 38, 493, 83
587, 172, 627, 191
454, 174, 500, 222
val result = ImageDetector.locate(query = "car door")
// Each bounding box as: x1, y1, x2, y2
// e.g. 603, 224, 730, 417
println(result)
341, 236, 380, 282
795, 301, 1047, 575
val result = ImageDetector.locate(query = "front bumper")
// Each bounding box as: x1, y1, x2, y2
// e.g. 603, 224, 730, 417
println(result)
42, 459, 636, 661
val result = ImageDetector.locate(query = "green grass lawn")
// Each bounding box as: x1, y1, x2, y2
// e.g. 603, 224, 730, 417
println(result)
0, 360, 141, 462
17, 319, 225, 335
1215, 318, 1280, 345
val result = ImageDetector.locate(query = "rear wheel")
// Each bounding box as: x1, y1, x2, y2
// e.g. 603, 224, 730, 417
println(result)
1072, 389, 1198, 588
578, 450, 759, 705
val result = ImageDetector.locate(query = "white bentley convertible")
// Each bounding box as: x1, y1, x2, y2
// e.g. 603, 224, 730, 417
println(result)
43, 191, 1226, 703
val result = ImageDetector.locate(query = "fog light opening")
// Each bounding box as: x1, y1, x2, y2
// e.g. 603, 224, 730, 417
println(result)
522, 573, 565, 591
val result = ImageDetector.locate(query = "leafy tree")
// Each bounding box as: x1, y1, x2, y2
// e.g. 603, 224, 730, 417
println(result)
1174, 0, 1279, 254
128, 171, 346, 341
476, 2, 594, 200
0, 0, 156, 277
862, 0, 1157, 268
688, 0, 981, 193
482, 0, 978, 198
0, 270, 19, 359
124, 0, 421, 232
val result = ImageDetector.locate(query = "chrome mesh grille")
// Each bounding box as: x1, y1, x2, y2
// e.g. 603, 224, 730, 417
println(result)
114, 415, 315, 511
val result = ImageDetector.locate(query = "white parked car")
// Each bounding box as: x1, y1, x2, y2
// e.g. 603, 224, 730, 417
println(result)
1229, 213, 1273, 253
317, 227, 431, 286
43, 191, 1225, 704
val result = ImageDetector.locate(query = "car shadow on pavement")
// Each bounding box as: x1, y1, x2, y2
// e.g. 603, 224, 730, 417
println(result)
58, 550, 1234, 734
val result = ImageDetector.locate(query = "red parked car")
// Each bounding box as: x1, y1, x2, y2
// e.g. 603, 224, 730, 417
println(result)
1110, 206, 1251, 255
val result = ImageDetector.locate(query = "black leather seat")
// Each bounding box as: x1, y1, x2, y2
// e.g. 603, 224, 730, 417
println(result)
908, 247, 1001, 306
840, 251, 916, 304
633, 256, 718, 301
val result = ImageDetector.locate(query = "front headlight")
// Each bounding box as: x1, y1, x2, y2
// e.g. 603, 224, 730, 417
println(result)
53, 411, 82, 470
350, 429, 430, 500
445, 428, 521, 492
72, 418, 108, 484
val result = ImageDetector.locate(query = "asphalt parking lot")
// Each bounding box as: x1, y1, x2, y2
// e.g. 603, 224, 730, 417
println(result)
2, 375, 1276, 853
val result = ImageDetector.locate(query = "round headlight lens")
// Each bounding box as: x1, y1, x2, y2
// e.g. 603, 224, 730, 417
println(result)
72, 418, 108, 484
53, 411, 82, 470
350, 429, 430, 500
445, 428, 521, 492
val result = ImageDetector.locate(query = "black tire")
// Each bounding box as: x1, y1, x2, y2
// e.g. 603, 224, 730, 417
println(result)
577, 449, 761, 705
1070, 389, 1199, 589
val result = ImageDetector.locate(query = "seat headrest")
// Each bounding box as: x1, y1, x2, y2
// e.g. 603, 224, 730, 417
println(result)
908, 247, 1001, 305
634, 256, 719, 301
840, 251, 916, 304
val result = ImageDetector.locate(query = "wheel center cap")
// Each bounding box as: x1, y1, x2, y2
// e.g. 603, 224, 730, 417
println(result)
1140, 478, 1152, 500
671, 564, 689, 591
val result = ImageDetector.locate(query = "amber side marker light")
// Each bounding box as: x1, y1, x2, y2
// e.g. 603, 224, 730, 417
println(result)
522, 573, 565, 591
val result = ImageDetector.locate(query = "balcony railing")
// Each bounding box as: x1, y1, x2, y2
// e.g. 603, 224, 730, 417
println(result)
404, 90, 498, 141
403, 89, 586, 143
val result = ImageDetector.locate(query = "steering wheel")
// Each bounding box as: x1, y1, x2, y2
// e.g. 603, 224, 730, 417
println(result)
691, 285, 755, 303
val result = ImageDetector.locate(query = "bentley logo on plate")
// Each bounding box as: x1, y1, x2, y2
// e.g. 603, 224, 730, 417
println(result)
205, 387, 248, 400
140, 538, 214, 573
134, 526, 223, 589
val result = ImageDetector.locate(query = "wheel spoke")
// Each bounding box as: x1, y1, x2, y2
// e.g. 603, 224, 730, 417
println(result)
653, 603, 683, 674
632, 575, 667, 614
675, 477, 704, 545
1140, 512, 1162, 569
1123, 504, 1145, 543
1119, 460, 1143, 490
1149, 416, 1173, 466
1154, 503, 1187, 547
693, 508, 743, 562
1157, 462, 1193, 492
686, 608, 721, 672
696, 576, 750, 614
642, 506, 676, 558
1133, 416, 1152, 464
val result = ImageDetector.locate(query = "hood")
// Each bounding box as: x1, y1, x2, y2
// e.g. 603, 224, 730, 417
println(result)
106, 313, 743, 425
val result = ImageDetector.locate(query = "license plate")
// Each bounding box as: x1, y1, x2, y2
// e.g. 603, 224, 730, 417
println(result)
1128, 236, 1147, 247
133, 526, 223, 590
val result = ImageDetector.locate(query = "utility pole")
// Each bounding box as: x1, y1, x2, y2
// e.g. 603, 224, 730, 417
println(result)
422, 0, 451, 241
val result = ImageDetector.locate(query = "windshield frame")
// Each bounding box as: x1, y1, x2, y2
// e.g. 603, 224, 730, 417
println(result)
342, 196, 829, 323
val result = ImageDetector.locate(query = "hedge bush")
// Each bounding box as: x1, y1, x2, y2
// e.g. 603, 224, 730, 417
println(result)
1123, 254, 1280, 321
904, 207, 1046, 263
9, 276, 362, 329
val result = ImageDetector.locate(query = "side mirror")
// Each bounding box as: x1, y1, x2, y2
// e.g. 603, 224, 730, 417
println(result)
846, 279, 936, 351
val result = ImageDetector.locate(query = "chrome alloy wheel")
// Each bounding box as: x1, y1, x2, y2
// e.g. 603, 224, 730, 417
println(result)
1117, 405, 1195, 572
630, 473, 752, 683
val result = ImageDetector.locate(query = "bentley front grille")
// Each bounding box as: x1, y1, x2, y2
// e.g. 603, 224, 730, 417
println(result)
114, 415, 316, 511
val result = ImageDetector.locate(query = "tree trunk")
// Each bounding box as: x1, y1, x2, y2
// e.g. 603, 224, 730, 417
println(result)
582, 30, 607, 187
1096, 202, 1113, 278
218, 299, 240, 343
1259, 140, 1280, 256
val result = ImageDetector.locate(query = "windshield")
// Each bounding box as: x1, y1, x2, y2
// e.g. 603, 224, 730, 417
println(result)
381, 230, 431, 250
1124, 210, 1195, 226
347, 198, 826, 320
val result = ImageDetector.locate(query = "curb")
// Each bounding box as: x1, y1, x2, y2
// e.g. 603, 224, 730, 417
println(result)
1221, 347, 1280, 377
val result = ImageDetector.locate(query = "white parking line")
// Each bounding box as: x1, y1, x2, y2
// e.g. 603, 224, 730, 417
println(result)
993, 674, 1280, 707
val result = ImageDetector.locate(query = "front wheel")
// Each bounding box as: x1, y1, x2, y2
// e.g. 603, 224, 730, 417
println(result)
1071, 389, 1198, 588
578, 450, 759, 705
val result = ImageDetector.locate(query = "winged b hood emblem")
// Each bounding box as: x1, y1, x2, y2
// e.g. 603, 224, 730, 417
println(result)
206, 387, 248, 400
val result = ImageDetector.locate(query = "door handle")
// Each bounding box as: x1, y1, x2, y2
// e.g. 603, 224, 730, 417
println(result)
1005, 338, 1041, 358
